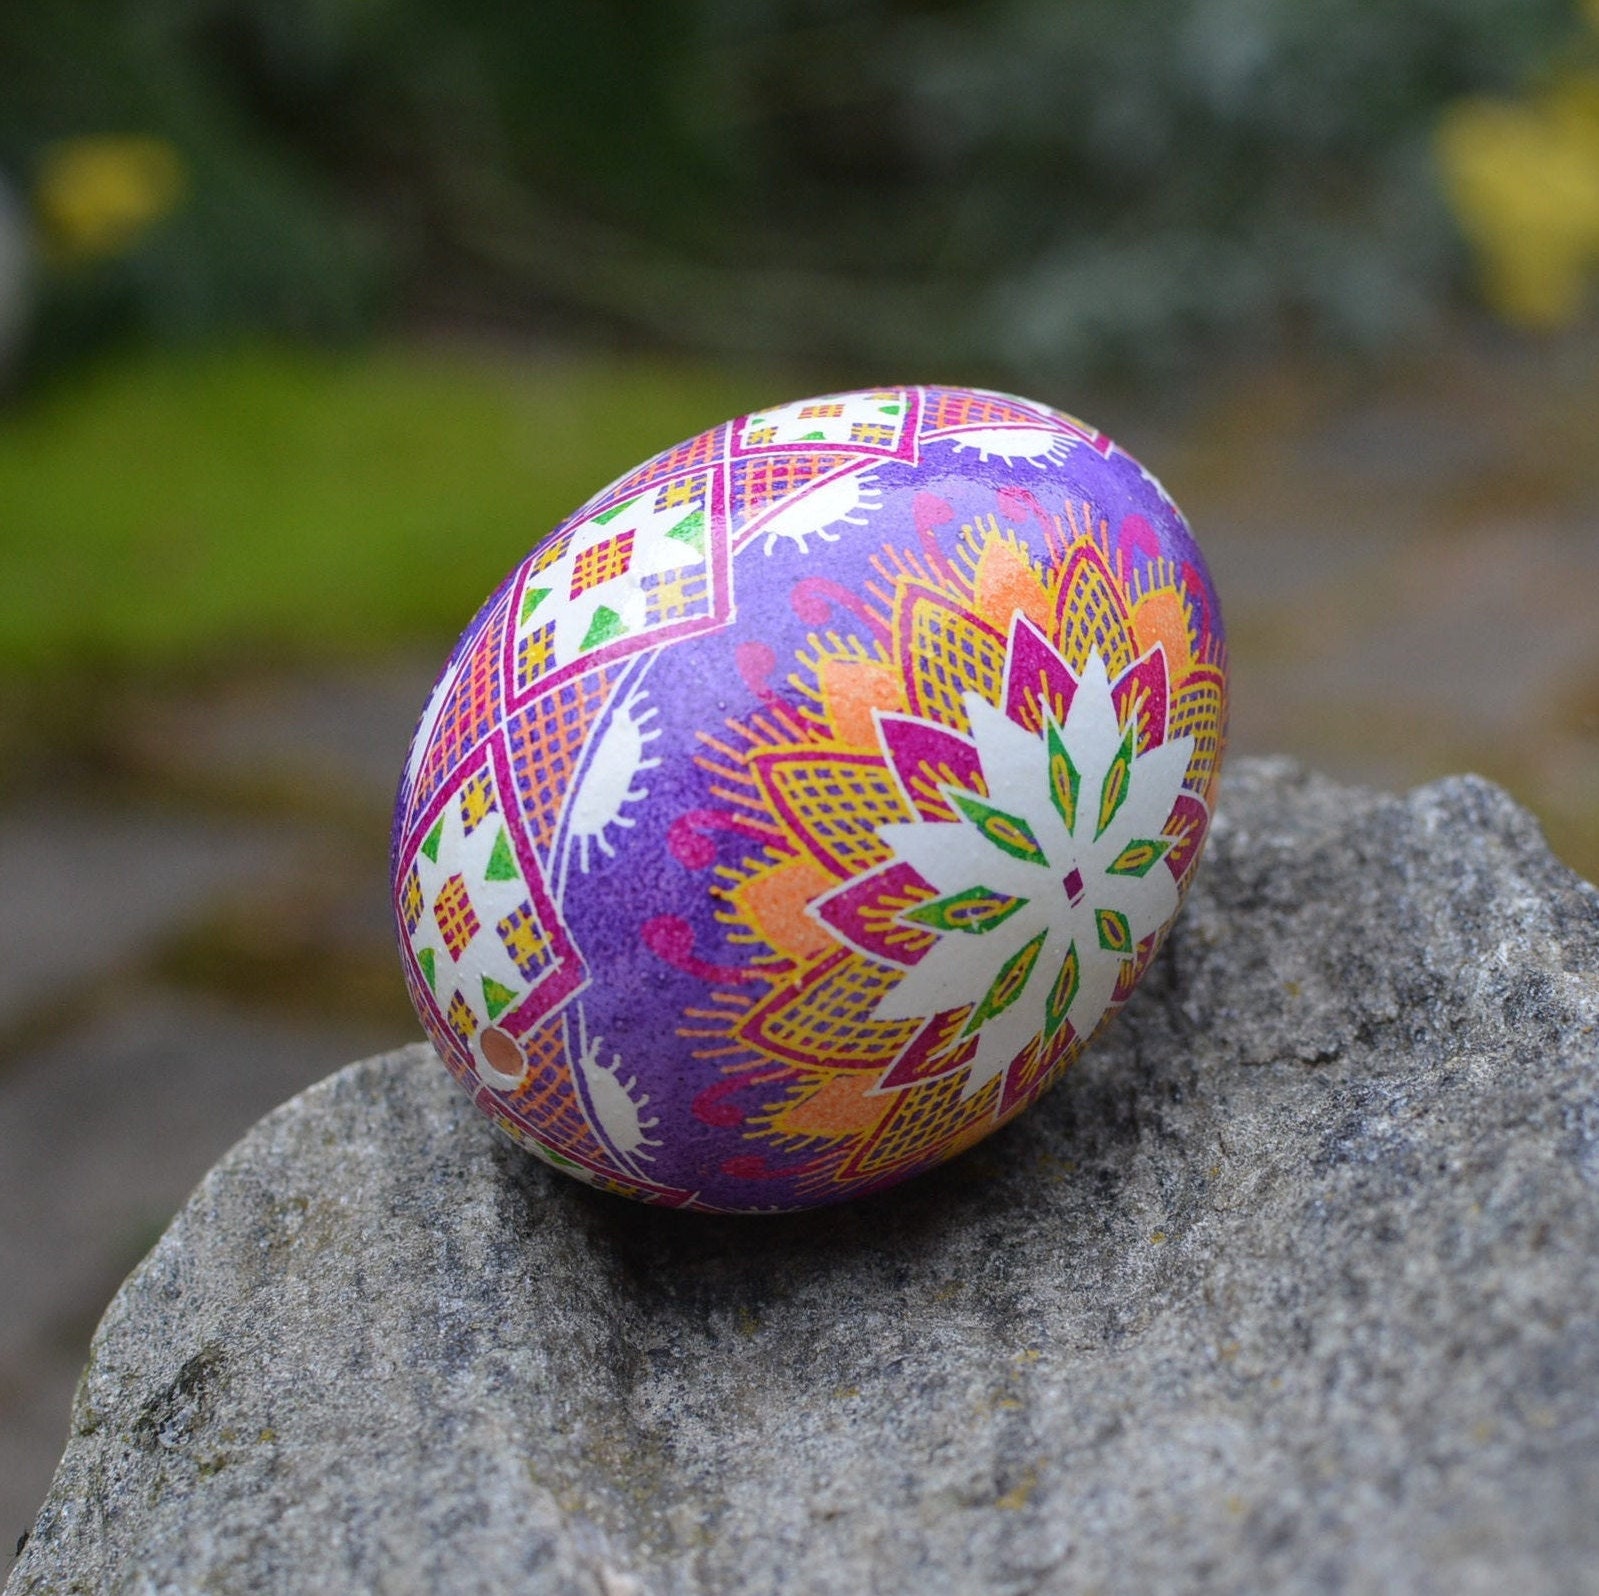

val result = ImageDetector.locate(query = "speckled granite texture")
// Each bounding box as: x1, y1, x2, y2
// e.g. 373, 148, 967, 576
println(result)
10, 758, 1599, 1596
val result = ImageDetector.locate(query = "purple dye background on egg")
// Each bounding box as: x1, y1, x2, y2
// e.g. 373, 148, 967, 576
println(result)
392, 387, 1227, 1211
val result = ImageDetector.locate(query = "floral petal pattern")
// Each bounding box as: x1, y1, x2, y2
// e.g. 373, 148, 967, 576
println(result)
869, 629, 1202, 1088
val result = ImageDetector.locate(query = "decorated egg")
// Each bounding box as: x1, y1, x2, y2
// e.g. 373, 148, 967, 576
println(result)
392, 387, 1227, 1211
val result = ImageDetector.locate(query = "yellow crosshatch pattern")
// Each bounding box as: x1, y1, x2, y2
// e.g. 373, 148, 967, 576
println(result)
683, 511, 1226, 1203
643, 565, 708, 626
1056, 520, 1137, 677
400, 865, 424, 934
596, 427, 719, 509
849, 421, 896, 447
497, 901, 550, 980
529, 529, 574, 575
850, 1069, 981, 1177
753, 754, 903, 877
906, 593, 1007, 734
458, 768, 496, 833
1170, 671, 1226, 791
569, 529, 635, 597
447, 989, 478, 1046
741, 953, 921, 1068
514, 624, 558, 695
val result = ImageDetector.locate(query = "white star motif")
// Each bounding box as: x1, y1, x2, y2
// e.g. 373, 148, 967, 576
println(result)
870, 650, 1196, 1096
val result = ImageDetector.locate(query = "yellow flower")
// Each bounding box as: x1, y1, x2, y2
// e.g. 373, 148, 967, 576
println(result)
1437, 71, 1599, 327
35, 135, 186, 263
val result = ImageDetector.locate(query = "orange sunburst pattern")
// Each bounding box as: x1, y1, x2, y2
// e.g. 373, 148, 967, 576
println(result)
679, 505, 1226, 1204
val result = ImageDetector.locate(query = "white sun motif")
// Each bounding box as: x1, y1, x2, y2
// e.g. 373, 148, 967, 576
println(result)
570, 1004, 662, 1165
759, 468, 882, 555
945, 427, 1080, 467
564, 683, 661, 875
869, 650, 1195, 1097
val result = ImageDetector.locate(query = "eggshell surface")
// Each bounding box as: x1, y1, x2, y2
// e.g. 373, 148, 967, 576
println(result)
392, 387, 1227, 1211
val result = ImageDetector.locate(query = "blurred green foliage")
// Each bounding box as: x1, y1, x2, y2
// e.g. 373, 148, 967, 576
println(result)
0, 0, 1587, 389
0, 343, 774, 668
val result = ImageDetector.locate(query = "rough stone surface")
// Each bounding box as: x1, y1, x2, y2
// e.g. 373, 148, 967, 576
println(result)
0, 994, 401, 1546
9, 758, 1599, 1596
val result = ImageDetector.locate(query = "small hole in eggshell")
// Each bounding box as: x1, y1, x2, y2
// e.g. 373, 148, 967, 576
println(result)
477, 1026, 529, 1090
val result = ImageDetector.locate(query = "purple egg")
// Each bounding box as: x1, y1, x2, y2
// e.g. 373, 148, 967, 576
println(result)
392, 387, 1228, 1211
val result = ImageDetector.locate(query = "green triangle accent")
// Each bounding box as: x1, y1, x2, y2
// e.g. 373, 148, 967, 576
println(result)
418, 947, 437, 992
580, 605, 628, 650
963, 929, 1047, 1035
1095, 907, 1132, 954
520, 585, 551, 624
1043, 941, 1079, 1041
481, 975, 518, 1020
420, 819, 443, 863
1047, 722, 1081, 834
878, 403, 901, 414
666, 508, 705, 555
904, 885, 1027, 936
1107, 837, 1171, 878
950, 792, 1047, 864
1096, 724, 1136, 840
800, 430, 826, 441
592, 495, 639, 526
484, 827, 518, 882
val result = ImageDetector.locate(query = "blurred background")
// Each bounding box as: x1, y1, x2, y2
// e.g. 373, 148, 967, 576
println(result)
3, 0, 1599, 1549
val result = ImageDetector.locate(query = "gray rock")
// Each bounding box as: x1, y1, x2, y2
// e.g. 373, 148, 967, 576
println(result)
9, 758, 1599, 1596
0, 993, 409, 1546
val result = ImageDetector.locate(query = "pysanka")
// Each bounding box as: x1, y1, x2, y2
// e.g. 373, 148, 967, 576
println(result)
392, 387, 1227, 1211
